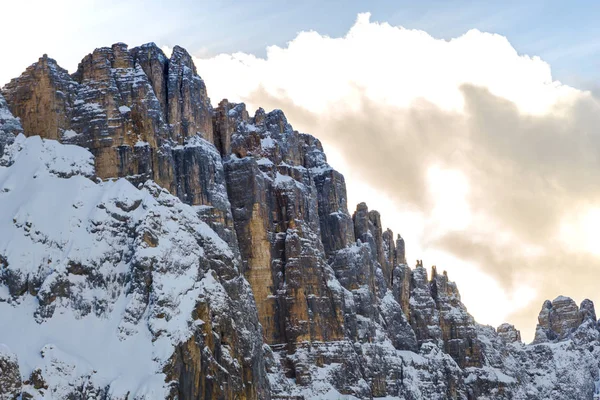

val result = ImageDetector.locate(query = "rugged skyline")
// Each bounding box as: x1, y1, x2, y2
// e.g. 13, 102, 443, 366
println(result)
2, 5, 599, 342
3, 1, 600, 89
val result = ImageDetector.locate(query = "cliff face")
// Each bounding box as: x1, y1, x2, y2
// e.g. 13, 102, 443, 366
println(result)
0, 97, 269, 400
3, 44, 214, 204
0, 94, 20, 159
2, 45, 600, 400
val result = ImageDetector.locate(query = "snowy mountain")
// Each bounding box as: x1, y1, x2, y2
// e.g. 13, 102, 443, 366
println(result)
0, 43, 599, 400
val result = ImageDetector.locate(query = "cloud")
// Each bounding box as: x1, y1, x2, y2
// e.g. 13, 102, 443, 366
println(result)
195, 13, 579, 114
192, 13, 600, 342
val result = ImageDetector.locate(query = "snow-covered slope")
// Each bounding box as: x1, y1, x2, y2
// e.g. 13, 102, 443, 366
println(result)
0, 134, 268, 399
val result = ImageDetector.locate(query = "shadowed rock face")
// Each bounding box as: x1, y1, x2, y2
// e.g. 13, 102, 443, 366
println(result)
409, 264, 444, 348
2, 43, 213, 202
215, 101, 346, 346
533, 295, 595, 343
314, 168, 355, 258
430, 267, 483, 368
3, 43, 600, 400
497, 323, 522, 343
0, 94, 20, 159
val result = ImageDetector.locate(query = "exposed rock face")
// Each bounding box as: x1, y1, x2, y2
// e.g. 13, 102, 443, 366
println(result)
1, 55, 73, 142
431, 267, 483, 368
409, 264, 444, 348
164, 46, 214, 143
581, 298, 597, 322
314, 167, 355, 258
0, 345, 21, 400
2, 44, 240, 253
3, 43, 600, 400
392, 243, 411, 317
215, 101, 346, 346
0, 94, 20, 159
534, 295, 590, 343
2, 44, 217, 210
496, 323, 521, 344
395, 234, 407, 265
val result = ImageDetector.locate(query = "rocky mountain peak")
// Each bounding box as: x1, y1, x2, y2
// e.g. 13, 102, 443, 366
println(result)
169, 45, 196, 70
1, 42, 219, 205
2, 53, 75, 142
497, 322, 522, 343
581, 298, 597, 322
533, 295, 596, 343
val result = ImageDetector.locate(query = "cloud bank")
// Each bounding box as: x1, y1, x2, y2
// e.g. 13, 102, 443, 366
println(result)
189, 13, 600, 341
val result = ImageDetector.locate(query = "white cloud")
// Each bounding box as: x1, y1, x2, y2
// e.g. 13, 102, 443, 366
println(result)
560, 206, 600, 256
195, 13, 579, 115
427, 165, 471, 232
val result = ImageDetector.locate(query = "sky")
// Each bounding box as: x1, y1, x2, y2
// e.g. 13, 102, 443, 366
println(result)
2, 0, 600, 342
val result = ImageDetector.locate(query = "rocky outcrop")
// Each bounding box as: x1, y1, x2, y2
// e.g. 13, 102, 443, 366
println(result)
581, 298, 597, 322
431, 266, 483, 368
1, 44, 241, 252
215, 101, 346, 347
533, 295, 592, 343
0, 345, 21, 400
392, 243, 411, 317
496, 323, 521, 344
1, 55, 73, 142
0, 94, 20, 159
353, 204, 385, 271
409, 264, 444, 348
2, 44, 215, 208
313, 168, 355, 258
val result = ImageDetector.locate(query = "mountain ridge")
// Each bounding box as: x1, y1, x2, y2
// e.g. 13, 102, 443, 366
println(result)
0, 42, 599, 400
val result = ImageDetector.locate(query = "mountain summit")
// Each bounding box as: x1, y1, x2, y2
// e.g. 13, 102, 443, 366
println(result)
0, 43, 599, 400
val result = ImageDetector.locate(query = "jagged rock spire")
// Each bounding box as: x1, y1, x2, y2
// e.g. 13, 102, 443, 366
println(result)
497, 323, 522, 343
534, 296, 597, 343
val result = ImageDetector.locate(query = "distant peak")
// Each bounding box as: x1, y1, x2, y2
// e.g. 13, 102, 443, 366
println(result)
356, 202, 368, 211
111, 42, 129, 50
139, 42, 159, 49
171, 45, 191, 58
553, 295, 574, 303
37, 53, 59, 66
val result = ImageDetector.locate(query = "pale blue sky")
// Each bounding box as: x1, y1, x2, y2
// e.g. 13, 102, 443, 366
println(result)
148, 0, 600, 87
131, 0, 600, 89
2, 0, 600, 89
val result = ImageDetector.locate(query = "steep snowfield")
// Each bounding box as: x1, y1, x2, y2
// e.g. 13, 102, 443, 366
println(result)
0, 134, 243, 399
